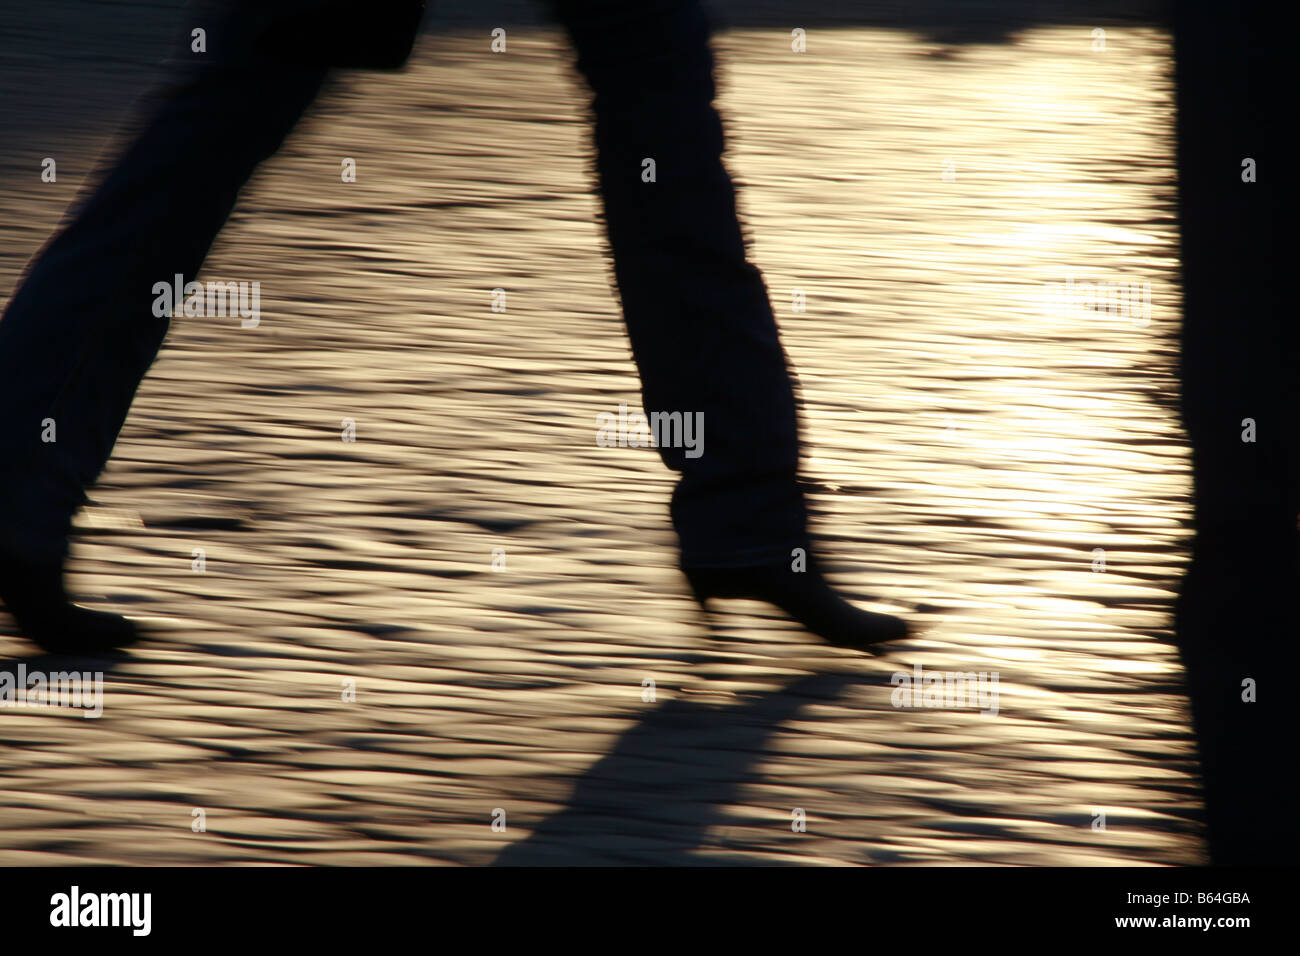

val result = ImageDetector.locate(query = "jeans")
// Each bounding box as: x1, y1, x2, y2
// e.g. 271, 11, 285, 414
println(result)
0, 0, 808, 568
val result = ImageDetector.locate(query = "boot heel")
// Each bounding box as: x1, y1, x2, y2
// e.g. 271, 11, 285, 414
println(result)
684, 571, 712, 611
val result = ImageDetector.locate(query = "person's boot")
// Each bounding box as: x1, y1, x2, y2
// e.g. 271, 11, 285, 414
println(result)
684, 557, 909, 648
0, 557, 139, 654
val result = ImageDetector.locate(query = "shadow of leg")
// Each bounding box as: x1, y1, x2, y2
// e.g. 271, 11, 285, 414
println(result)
494, 669, 861, 865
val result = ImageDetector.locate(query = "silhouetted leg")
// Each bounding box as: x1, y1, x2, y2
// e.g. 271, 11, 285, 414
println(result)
1174, 0, 1297, 863
550, 0, 808, 568
550, 0, 907, 645
0, 3, 328, 651
0, 20, 327, 565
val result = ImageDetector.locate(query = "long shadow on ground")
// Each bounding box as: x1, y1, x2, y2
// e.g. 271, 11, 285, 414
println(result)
495, 669, 864, 865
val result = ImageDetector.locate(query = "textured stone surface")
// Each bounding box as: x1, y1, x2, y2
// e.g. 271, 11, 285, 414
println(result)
0, 9, 1197, 865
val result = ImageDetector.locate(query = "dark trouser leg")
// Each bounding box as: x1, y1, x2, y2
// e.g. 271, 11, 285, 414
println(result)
551, 0, 809, 568
1174, 0, 1298, 863
0, 53, 325, 562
